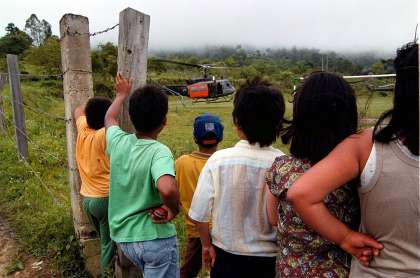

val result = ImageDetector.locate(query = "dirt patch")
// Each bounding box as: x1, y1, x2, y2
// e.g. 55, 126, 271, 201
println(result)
0, 217, 57, 277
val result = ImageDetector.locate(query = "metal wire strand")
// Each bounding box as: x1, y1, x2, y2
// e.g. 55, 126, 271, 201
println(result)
1, 121, 65, 207
13, 100, 66, 121
0, 110, 64, 162
62, 23, 119, 38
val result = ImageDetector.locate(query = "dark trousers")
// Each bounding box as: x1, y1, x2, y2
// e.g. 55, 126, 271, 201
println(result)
211, 246, 276, 278
180, 238, 202, 278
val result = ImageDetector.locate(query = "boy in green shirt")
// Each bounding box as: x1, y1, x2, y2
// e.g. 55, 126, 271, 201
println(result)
104, 73, 180, 278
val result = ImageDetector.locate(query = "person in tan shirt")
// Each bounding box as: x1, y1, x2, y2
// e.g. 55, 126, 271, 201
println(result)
74, 97, 114, 276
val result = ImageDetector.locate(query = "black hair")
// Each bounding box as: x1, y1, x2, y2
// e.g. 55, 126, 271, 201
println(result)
129, 85, 168, 133
373, 42, 419, 155
282, 72, 358, 164
85, 97, 112, 130
232, 77, 286, 147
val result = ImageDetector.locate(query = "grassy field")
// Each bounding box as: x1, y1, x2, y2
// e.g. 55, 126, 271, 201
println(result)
0, 80, 393, 276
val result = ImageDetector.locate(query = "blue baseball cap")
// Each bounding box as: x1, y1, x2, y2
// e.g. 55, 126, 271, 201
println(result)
193, 113, 224, 145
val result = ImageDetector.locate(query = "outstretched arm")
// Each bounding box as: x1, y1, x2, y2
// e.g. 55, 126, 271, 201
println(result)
74, 105, 85, 120
287, 130, 383, 266
105, 72, 132, 129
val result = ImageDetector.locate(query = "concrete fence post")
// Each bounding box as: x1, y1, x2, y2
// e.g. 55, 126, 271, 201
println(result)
59, 13, 101, 277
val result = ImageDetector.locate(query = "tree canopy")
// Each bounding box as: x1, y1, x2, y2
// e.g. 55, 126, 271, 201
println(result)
0, 23, 32, 57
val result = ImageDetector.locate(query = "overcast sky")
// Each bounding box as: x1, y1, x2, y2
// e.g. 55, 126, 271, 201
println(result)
1, 0, 418, 54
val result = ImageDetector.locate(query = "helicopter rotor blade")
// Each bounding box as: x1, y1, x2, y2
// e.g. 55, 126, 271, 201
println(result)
150, 58, 202, 68
150, 59, 240, 70
207, 66, 240, 69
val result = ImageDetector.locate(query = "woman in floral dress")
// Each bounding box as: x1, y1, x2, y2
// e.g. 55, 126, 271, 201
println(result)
265, 72, 360, 278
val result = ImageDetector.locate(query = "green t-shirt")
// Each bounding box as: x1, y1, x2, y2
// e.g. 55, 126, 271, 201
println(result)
106, 125, 177, 242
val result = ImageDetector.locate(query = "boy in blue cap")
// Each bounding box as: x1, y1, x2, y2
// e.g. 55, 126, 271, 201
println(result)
175, 113, 224, 278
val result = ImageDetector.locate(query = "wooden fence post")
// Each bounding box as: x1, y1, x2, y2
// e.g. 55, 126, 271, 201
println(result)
117, 7, 150, 132
59, 14, 101, 277
7, 55, 29, 160
0, 74, 7, 133
113, 7, 149, 277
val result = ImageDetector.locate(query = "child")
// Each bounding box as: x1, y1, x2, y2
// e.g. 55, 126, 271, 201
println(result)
104, 73, 180, 278
176, 113, 224, 278
189, 79, 287, 278
74, 97, 114, 276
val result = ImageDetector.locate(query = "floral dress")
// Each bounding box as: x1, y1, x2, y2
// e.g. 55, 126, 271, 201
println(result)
265, 155, 360, 278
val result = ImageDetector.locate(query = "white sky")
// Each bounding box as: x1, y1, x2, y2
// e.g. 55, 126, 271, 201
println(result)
0, 0, 419, 54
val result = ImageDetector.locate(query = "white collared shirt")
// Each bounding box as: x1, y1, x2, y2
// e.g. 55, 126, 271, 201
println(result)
189, 140, 284, 257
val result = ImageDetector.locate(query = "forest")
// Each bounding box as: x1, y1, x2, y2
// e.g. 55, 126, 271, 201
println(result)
0, 14, 395, 97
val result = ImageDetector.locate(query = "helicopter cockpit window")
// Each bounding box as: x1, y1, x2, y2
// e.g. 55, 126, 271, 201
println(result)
223, 81, 232, 88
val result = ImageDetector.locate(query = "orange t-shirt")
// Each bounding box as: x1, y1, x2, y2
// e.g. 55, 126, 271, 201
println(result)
75, 116, 110, 197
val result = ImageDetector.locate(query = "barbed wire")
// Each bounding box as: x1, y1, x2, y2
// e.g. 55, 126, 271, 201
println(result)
13, 100, 66, 121
62, 23, 119, 39
1, 120, 65, 207
1, 69, 93, 79
0, 109, 65, 162
0, 72, 63, 79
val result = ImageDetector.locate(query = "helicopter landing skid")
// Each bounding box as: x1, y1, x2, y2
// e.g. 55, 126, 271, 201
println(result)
192, 94, 233, 104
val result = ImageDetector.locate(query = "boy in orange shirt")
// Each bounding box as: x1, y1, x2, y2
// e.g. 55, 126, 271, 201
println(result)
74, 97, 115, 275
176, 113, 224, 278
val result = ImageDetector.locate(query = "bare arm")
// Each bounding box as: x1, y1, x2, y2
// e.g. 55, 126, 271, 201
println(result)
266, 190, 279, 226
287, 130, 383, 265
74, 105, 85, 120
195, 221, 216, 269
156, 175, 180, 217
104, 73, 132, 129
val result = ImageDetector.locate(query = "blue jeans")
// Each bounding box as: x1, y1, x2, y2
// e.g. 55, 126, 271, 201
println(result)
119, 236, 179, 278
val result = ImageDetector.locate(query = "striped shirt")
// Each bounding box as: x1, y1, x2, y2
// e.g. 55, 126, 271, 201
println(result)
189, 140, 284, 257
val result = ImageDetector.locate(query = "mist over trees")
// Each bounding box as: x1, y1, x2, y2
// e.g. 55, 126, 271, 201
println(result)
0, 15, 394, 96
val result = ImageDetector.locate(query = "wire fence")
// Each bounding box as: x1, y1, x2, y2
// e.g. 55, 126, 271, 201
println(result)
61, 23, 119, 39
12, 99, 66, 121
0, 110, 65, 163
0, 22, 119, 81
0, 110, 66, 207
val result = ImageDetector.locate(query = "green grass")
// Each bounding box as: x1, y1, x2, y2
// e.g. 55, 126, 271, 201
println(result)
0, 79, 393, 276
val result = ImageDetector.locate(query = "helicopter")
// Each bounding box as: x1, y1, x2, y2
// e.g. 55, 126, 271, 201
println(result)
150, 59, 237, 102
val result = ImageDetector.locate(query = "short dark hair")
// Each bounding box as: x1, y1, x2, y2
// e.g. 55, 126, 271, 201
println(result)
374, 42, 419, 155
232, 78, 286, 147
197, 133, 219, 148
282, 72, 358, 163
85, 97, 112, 130
129, 85, 168, 133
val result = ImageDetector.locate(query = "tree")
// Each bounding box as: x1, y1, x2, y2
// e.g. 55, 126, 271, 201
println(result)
0, 23, 32, 56
91, 43, 118, 77
371, 60, 386, 74
91, 43, 118, 97
5, 23, 19, 34
24, 36, 60, 74
24, 14, 52, 47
